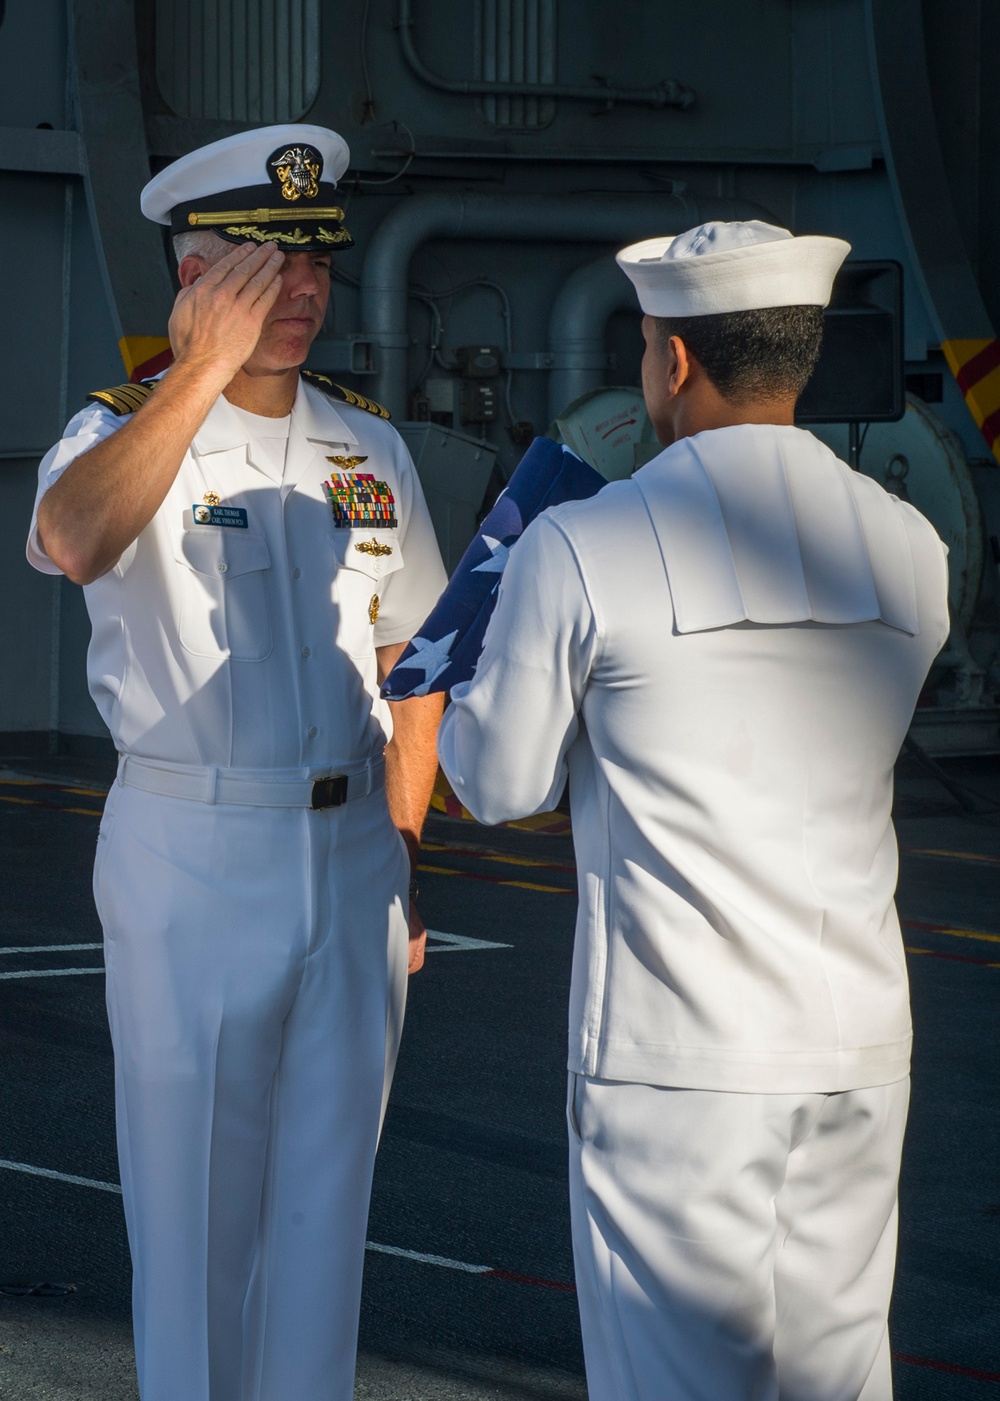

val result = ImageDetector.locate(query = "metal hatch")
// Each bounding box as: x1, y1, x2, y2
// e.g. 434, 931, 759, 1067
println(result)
155, 0, 321, 123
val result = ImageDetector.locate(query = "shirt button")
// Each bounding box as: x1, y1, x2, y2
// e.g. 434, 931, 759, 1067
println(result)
307, 726, 318, 738
301, 646, 311, 658
217, 561, 228, 573
292, 568, 301, 579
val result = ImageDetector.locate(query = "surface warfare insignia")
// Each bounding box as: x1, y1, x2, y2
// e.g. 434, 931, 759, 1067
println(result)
269, 145, 322, 202
323, 473, 397, 529
369, 594, 380, 625
326, 455, 368, 470
355, 538, 393, 558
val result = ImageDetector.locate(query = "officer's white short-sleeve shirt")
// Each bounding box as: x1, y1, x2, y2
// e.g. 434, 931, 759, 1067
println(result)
28, 376, 447, 769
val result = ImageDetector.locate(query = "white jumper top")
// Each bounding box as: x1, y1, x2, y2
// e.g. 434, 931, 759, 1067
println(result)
439, 425, 950, 1093
28, 376, 447, 770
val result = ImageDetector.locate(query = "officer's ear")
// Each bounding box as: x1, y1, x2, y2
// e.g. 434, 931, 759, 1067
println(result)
177, 255, 211, 288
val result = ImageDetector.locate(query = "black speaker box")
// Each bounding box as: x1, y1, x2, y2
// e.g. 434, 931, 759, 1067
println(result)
796, 260, 904, 424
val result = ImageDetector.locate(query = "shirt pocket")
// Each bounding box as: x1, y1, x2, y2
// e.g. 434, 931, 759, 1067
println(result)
329, 528, 404, 658
172, 529, 273, 661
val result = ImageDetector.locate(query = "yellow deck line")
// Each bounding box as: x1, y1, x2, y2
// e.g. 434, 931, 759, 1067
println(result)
906, 945, 1000, 967
904, 847, 1000, 867
0, 793, 103, 817
417, 862, 571, 895
500, 878, 572, 893
421, 840, 573, 873
0, 779, 106, 797
506, 813, 572, 832
924, 925, 1000, 946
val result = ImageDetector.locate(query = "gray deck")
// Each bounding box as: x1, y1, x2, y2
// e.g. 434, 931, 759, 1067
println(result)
0, 751, 997, 1399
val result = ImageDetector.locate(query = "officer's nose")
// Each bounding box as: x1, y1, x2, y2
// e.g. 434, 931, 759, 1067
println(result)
281, 253, 322, 299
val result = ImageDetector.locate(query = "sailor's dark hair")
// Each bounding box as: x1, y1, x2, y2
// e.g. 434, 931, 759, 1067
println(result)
652, 305, 824, 402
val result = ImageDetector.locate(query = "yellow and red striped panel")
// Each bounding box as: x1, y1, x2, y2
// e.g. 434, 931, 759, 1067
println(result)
119, 336, 174, 384
431, 770, 572, 836
942, 338, 1000, 462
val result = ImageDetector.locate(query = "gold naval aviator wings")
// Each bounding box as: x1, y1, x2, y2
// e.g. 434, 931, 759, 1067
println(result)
327, 454, 369, 470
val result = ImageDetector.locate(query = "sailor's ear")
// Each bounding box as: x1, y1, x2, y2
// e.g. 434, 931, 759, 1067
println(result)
667, 335, 693, 397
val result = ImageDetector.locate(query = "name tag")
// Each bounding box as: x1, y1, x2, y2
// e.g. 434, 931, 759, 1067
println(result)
192, 505, 248, 528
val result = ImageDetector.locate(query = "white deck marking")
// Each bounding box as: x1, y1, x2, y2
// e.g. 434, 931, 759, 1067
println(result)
1, 937, 510, 960
0, 968, 104, 981
425, 930, 513, 954
0, 1159, 495, 1272
0, 933, 510, 974
0, 944, 102, 956
363, 1241, 492, 1272
0, 1158, 577, 1286
0, 1158, 121, 1194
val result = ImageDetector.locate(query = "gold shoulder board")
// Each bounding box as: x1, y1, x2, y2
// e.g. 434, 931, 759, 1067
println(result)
86, 381, 156, 417
302, 370, 391, 420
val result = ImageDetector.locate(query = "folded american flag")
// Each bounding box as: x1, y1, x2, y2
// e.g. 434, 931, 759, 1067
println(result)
381, 436, 606, 700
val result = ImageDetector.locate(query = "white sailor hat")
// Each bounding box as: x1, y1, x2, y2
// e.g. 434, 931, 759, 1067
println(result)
141, 124, 353, 253
617, 220, 850, 317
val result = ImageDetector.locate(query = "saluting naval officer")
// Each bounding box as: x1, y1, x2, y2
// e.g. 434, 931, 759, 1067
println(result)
438, 222, 951, 1400
27, 125, 447, 1401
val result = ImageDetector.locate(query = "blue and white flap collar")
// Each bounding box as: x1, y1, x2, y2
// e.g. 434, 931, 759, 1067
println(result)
634, 424, 920, 636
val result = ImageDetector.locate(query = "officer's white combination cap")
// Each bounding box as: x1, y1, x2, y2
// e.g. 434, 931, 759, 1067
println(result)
140, 124, 353, 252
616, 220, 851, 317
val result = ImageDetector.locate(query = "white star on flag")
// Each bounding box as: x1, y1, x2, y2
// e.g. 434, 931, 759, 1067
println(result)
471, 536, 511, 574
399, 630, 459, 695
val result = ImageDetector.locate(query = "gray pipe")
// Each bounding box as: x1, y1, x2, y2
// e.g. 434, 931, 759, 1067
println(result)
547, 256, 638, 422
360, 193, 763, 416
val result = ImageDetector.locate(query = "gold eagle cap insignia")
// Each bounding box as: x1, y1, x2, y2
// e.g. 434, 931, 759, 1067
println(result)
355, 538, 393, 558
326, 454, 369, 470
269, 146, 322, 202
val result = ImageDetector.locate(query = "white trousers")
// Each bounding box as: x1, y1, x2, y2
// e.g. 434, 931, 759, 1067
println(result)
94, 779, 410, 1401
568, 1075, 910, 1401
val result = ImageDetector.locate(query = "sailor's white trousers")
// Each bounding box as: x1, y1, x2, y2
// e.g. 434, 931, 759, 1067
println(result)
94, 777, 410, 1401
568, 1075, 910, 1401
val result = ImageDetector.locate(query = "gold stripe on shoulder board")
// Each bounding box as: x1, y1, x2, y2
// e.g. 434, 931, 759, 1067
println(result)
301, 370, 391, 420
336, 384, 391, 419
86, 382, 156, 416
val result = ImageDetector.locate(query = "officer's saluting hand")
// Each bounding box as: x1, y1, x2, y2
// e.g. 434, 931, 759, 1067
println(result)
37, 240, 285, 584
